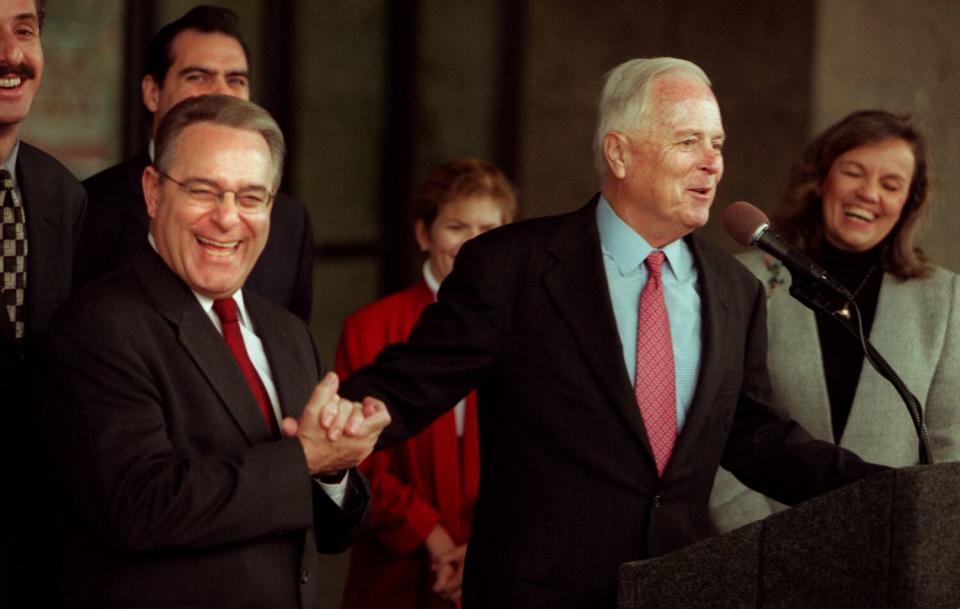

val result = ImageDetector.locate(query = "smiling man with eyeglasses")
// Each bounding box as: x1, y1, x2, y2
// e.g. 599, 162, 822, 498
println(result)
141, 101, 277, 298
43, 94, 390, 609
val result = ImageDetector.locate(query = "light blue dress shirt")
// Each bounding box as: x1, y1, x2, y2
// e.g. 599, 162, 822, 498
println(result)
596, 196, 702, 432
2, 139, 21, 195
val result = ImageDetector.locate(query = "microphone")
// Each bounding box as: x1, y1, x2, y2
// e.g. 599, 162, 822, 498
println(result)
721, 201, 853, 299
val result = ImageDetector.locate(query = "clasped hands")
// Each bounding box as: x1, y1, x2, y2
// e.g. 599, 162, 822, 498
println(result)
281, 371, 391, 476
426, 524, 466, 601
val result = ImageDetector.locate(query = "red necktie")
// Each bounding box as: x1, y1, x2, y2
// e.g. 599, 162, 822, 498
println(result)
213, 297, 278, 436
634, 251, 677, 476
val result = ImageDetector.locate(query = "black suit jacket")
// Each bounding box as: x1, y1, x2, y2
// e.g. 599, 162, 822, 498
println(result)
43, 248, 367, 609
0, 143, 86, 608
79, 149, 315, 321
341, 197, 887, 608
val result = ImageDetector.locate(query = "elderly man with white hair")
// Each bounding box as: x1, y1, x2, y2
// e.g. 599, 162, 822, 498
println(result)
339, 57, 886, 608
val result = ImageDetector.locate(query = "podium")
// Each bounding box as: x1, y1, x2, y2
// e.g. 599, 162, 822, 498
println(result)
618, 463, 960, 608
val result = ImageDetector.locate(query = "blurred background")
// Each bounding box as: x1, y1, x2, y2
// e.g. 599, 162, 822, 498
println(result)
29, 0, 960, 602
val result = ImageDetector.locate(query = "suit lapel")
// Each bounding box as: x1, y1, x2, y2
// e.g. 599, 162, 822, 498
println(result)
854, 272, 929, 395
18, 144, 65, 342
767, 273, 833, 440
669, 234, 731, 459
541, 198, 652, 452
134, 249, 274, 445
248, 295, 315, 421
735, 251, 834, 440
843, 272, 935, 450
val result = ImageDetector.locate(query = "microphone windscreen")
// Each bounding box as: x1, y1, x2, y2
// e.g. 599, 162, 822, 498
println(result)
722, 201, 770, 247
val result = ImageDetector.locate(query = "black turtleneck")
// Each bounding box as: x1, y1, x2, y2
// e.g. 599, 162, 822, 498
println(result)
811, 241, 885, 443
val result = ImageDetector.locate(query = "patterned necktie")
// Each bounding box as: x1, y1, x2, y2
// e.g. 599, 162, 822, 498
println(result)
634, 251, 677, 477
0, 169, 27, 340
213, 297, 278, 436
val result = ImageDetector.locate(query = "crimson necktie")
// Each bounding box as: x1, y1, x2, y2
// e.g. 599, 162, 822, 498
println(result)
634, 251, 677, 476
213, 297, 278, 436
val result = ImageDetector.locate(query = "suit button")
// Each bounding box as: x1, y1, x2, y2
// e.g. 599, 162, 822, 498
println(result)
652, 494, 662, 509
300, 568, 309, 585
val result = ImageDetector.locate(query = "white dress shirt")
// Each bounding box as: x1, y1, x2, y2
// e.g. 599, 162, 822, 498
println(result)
146, 235, 350, 505
423, 260, 467, 437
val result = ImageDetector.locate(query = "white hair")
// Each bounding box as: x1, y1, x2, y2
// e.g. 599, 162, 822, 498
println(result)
593, 57, 711, 177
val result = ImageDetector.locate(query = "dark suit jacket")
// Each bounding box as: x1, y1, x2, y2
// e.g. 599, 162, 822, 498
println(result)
43, 248, 367, 609
78, 148, 315, 321
0, 143, 86, 608
340, 197, 887, 608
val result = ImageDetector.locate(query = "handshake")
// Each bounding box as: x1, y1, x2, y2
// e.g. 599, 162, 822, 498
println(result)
281, 371, 392, 477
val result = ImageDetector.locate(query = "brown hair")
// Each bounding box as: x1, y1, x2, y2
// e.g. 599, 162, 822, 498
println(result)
412, 158, 518, 229
773, 110, 929, 279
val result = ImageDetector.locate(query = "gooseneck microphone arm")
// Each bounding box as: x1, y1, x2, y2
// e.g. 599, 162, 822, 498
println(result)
722, 201, 932, 465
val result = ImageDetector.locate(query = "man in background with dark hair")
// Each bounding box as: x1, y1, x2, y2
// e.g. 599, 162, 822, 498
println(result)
0, 0, 86, 607
79, 4, 314, 321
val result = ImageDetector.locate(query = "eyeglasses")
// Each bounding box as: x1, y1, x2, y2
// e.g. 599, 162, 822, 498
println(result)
160, 172, 274, 214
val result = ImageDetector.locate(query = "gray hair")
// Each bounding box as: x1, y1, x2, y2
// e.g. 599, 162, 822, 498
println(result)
593, 57, 711, 176
154, 94, 286, 191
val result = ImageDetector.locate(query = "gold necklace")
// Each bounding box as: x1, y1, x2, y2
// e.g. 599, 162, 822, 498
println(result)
837, 264, 879, 320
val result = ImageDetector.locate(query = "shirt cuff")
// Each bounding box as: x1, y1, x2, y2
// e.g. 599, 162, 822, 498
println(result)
315, 471, 351, 508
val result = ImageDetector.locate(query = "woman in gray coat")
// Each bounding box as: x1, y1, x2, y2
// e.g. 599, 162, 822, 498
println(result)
711, 110, 960, 532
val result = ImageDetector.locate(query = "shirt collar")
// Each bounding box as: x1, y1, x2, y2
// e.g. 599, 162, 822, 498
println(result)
1, 139, 21, 190
596, 194, 695, 281
422, 259, 440, 296
147, 233, 251, 329
193, 288, 252, 329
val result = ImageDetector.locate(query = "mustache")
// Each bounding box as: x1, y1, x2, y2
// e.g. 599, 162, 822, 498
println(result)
0, 63, 35, 80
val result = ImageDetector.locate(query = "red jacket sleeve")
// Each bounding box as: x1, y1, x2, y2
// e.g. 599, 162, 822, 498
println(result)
334, 286, 442, 556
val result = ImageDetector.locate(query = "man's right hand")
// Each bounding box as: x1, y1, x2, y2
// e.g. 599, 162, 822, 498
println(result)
280, 372, 391, 476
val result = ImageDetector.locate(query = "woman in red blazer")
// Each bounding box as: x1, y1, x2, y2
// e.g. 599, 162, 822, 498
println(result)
337, 159, 517, 609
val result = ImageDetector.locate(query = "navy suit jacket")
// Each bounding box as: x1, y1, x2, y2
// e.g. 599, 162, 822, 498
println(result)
44, 247, 367, 608
78, 148, 315, 321
341, 196, 887, 608
0, 142, 86, 608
